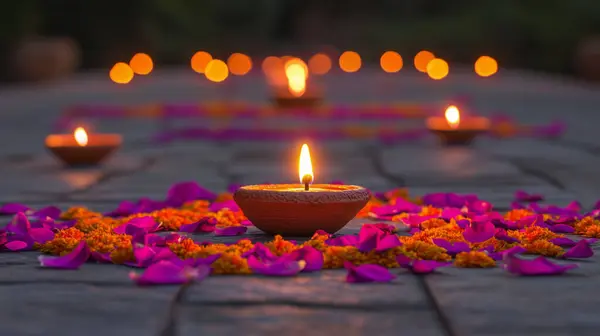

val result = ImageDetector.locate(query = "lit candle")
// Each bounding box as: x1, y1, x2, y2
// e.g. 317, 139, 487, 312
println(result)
234, 144, 370, 236
45, 127, 122, 167
426, 105, 490, 146
271, 58, 323, 109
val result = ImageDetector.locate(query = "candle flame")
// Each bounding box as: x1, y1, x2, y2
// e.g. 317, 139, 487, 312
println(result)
445, 105, 460, 129
299, 144, 314, 184
285, 60, 307, 97
74, 127, 88, 146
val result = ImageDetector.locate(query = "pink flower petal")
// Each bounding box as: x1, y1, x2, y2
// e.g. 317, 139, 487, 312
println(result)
4, 240, 28, 251
411, 260, 452, 274
282, 246, 323, 272
38, 241, 90, 270
563, 240, 594, 259
179, 217, 217, 233
0, 203, 30, 215
214, 226, 247, 236
503, 254, 578, 276
344, 261, 396, 283
462, 221, 495, 243
247, 255, 305, 276
130, 260, 210, 286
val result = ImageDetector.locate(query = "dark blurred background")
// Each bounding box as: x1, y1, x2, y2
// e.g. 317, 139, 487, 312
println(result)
2, 0, 600, 82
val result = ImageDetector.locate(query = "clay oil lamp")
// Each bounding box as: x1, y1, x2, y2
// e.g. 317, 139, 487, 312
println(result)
234, 144, 370, 236
45, 127, 122, 167
426, 105, 490, 146
272, 58, 323, 109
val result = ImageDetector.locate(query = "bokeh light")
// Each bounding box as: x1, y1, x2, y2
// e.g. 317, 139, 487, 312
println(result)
426, 58, 449, 80
474, 56, 498, 77
339, 51, 362, 73
308, 53, 332, 75
191, 51, 213, 74
414, 50, 435, 73
284, 58, 309, 78
109, 62, 134, 84
227, 53, 253, 76
262, 56, 286, 86
380, 51, 403, 73
129, 53, 153, 75
204, 59, 229, 82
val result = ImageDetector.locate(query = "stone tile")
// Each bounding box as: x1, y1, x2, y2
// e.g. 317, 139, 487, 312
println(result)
0, 284, 177, 336
179, 304, 443, 336
424, 254, 600, 336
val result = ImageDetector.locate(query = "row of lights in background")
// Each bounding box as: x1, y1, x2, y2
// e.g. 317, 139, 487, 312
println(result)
109, 51, 499, 84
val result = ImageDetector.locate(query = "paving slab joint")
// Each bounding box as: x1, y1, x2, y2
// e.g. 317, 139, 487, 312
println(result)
156, 283, 191, 336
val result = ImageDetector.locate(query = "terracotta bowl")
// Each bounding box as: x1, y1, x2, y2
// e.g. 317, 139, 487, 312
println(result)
45, 134, 122, 167
271, 87, 323, 109
426, 116, 490, 146
234, 184, 370, 236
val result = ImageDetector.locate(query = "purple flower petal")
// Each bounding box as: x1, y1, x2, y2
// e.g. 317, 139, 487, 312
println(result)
6, 213, 31, 236
362, 223, 398, 234
344, 261, 396, 283
326, 234, 358, 247
91, 251, 112, 263
38, 241, 90, 270
514, 190, 544, 203
549, 224, 575, 233
0, 203, 30, 215
375, 234, 402, 252
432, 239, 470, 255
125, 246, 156, 268
103, 201, 136, 217
32, 206, 62, 220
563, 240, 594, 259
209, 200, 240, 212
165, 181, 217, 207
179, 254, 222, 268
486, 246, 526, 261
503, 254, 578, 276
247, 255, 305, 276
214, 226, 247, 236
113, 216, 160, 235
179, 217, 217, 233
396, 254, 412, 268
130, 260, 210, 286
357, 226, 382, 252
494, 229, 520, 243
242, 242, 278, 261
462, 221, 495, 243
28, 228, 55, 244
550, 237, 577, 247
283, 246, 324, 272
4, 240, 28, 251
411, 260, 452, 274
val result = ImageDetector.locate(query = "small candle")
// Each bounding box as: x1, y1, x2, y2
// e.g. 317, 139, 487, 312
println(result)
45, 127, 122, 167
271, 58, 323, 109
234, 143, 370, 236
426, 105, 490, 146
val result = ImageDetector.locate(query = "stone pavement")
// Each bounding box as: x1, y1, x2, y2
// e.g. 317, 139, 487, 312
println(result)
0, 67, 600, 336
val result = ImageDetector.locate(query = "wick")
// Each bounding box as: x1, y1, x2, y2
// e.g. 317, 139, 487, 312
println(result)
301, 174, 313, 191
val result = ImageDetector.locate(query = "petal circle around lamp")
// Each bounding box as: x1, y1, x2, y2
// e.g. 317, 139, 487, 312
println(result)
234, 144, 370, 237
426, 105, 490, 146
45, 127, 122, 167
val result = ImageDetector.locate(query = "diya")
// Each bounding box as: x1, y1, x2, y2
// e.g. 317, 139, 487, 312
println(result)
234, 144, 370, 236
271, 59, 323, 109
426, 105, 490, 146
45, 127, 122, 167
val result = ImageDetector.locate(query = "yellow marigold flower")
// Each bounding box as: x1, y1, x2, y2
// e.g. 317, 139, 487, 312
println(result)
523, 240, 564, 257
264, 235, 297, 256
39, 227, 85, 255
60, 207, 101, 220
110, 247, 134, 264
519, 226, 562, 243
399, 240, 451, 261
212, 252, 251, 275
420, 205, 442, 216
504, 209, 534, 221
84, 231, 131, 254
454, 251, 496, 268
420, 218, 449, 230
574, 217, 600, 237
168, 238, 204, 259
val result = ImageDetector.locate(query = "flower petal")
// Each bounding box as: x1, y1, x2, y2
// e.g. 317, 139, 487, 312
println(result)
283, 246, 323, 272
563, 240, 594, 259
179, 217, 217, 233
549, 224, 575, 234
549, 237, 577, 247
214, 226, 247, 236
344, 262, 396, 283
411, 260, 452, 274
32, 206, 62, 220
4, 240, 28, 251
28, 228, 55, 244
462, 221, 495, 243
130, 260, 209, 286
375, 234, 402, 252
247, 255, 305, 276
0, 203, 30, 215
38, 241, 90, 270
503, 254, 578, 276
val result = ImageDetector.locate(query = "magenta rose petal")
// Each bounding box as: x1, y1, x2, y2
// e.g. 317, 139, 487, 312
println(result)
125, 246, 156, 268
550, 237, 577, 247
38, 241, 90, 270
6, 213, 31, 236
432, 239, 470, 255
179, 217, 217, 233
375, 234, 402, 252
130, 260, 209, 286
181, 254, 222, 268
357, 226, 382, 252
214, 226, 247, 236
32, 206, 62, 220
462, 221, 495, 243
28, 228, 55, 244
549, 224, 575, 234
247, 255, 305, 276
283, 246, 323, 272
91, 251, 112, 263
4, 240, 28, 251
563, 240, 594, 259
411, 260, 452, 274
503, 254, 578, 276
0, 203, 30, 215
396, 254, 412, 268
344, 262, 396, 283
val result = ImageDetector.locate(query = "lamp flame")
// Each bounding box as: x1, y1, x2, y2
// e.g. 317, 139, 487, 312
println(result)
299, 144, 314, 184
74, 127, 88, 146
445, 105, 460, 129
285, 61, 307, 97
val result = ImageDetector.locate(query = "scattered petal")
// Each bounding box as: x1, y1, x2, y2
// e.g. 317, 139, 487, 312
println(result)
563, 240, 594, 259
214, 226, 247, 236
503, 254, 578, 276
344, 261, 396, 283
179, 217, 217, 233
0, 203, 30, 215
247, 255, 305, 276
38, 241, 90, 270
130, 260, 209, 286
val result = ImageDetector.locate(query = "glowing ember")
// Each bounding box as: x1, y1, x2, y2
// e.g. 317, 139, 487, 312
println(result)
445, 106, 460, 129
285, 60, 307, 97
74, 127, 88, 146
299, 144, 314, 184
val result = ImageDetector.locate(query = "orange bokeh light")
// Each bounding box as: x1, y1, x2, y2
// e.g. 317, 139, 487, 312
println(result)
262, 56, 286, 86
262, 56, 282, 74
380, 51, 403, 73
285, 59, 307, 97
227, 53, 253, 76
339, 51, 361, 73
191, 51, 213, 74
308, 53, 332, 75
109, 62, 134, 84
414, 50, 435, 73
129, 53, 153, 75
204, 59, 229, 82
426, 58, 449, 80
474, 56, 498, 77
